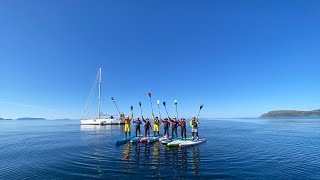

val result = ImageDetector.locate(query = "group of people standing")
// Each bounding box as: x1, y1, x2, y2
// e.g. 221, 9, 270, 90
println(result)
121, 114, 200, 140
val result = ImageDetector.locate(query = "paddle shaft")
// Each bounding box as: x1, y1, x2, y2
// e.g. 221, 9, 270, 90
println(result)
157, 104, 162, 119
149, 97, 154, 115
139, 105, 143, 117
175, 104, 178, 119
112, 101, 121, 115
196, 108, 202, 120
164, 105, 169, 118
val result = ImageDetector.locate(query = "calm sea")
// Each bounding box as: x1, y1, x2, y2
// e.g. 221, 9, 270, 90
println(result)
1, 118, 320, 179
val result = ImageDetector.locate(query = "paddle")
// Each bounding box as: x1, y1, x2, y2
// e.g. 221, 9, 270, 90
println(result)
130, 106, 133, 114
174, 99, 178, 119
163, 101, 170, 118
157, 100, 162, 120
196, 104, 204, 120
148, 92, 154, 115
111, 97, 121, 115
139, 102, 143, 117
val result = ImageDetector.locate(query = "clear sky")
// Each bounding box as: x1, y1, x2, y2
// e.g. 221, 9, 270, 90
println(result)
0, 0, 319, 119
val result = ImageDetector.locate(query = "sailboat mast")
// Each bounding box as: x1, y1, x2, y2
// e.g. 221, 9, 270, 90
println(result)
98, 68, 102, 119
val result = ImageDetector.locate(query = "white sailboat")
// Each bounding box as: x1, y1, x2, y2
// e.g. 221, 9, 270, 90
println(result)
80, 68, 124, 125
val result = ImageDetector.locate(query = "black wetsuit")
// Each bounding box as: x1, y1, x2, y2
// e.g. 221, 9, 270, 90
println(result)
133, 119, 142, 137
170, 119, 179, 138
161, 120, 170, 137
144, 120, 151, 136
180, 121, 187, 139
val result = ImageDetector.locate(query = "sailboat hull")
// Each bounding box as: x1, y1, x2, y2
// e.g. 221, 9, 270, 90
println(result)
81, 118, 124, 125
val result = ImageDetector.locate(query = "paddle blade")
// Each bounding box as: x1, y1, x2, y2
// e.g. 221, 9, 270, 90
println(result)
111, 97, 115, 102
131, 106, 133, 111
174, 99, 177, 105
200, 104, 204, 109
163, 101, 166, 106
157, 100, 160, 105
139, 102, 142, 106
148, 92, 151, 98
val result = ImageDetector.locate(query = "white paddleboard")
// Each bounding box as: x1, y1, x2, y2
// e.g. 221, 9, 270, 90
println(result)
179, 138, 206, 147
167, 140, 186, 147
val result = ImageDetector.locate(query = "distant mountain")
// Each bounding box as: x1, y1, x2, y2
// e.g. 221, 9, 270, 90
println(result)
260, 109, 320, 118
16, 117, 47, 120
0, 118, 12, 120
54, 118, 72, 120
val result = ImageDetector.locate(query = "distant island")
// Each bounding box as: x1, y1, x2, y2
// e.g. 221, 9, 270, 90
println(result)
0, 118, 12, 120
260, 109, 320, 118
16, 117, 47, 120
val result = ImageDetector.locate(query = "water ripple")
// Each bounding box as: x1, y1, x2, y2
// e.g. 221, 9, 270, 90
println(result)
1, 119, 320, 179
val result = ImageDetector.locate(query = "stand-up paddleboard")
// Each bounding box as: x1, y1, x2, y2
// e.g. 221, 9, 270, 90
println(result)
115, 135, 135, 145
159, 136, 173, 141
162, 137, 193, 145
139, 137, 149, 143
161, 139, 172, 145
179, 138, 206, 147
167, 140, 186, 147
148, 137, 159, 143
130, 136, 143, 143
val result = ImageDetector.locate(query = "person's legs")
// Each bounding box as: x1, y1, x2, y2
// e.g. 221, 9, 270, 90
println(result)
192, 128, 195, 140
171, 128, 174, 138
125, 124, 129, 138
196, 128, 198, 140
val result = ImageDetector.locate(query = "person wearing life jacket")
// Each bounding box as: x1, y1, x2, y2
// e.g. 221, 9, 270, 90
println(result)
152, 114, 161, 137
161, 118, 170, 137
190, 116, 200, 140
169, 117, 179, 138
142, 116, 152, 137
120, 113, 133, 138
179, 118, 187, 139
133, 117, 142, 137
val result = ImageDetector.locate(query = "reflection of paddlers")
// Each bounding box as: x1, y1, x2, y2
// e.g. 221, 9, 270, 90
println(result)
133, 117, 142, 137
180, 118, 187, 139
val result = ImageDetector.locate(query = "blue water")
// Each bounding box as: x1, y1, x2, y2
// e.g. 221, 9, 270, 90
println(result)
1, 119, 320, 179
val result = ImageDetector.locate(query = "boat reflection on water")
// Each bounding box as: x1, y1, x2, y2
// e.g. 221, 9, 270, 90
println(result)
80, 125, 122, 132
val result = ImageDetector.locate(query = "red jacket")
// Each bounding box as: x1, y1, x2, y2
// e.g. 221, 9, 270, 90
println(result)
179, 121, 186, 126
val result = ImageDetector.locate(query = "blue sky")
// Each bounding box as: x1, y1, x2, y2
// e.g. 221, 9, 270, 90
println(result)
0, 0, 319, 119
